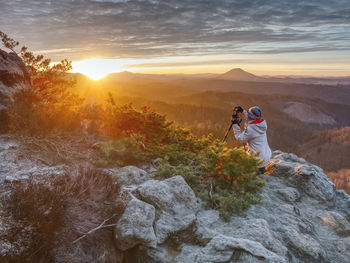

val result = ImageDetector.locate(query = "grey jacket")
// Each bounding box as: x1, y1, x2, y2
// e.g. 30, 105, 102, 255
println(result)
233, 119, 272, 167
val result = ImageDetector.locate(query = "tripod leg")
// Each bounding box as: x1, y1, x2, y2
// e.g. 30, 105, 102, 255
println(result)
222, 123, 233, 142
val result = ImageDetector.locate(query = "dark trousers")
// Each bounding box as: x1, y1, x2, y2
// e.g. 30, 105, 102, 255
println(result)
258, 166, 266, 174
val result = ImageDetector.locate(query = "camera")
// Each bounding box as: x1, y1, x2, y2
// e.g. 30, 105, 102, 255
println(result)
222, 106, 244, 142
231, 106, 244, 123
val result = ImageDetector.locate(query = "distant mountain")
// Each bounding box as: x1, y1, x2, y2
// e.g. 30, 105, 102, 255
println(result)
74, 68, 350, 86
216, 68, 350, 85
216, 68, 263, 82
104, 71, 218, 81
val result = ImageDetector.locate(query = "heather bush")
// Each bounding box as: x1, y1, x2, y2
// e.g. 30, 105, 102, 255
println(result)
0, 167, 123, 263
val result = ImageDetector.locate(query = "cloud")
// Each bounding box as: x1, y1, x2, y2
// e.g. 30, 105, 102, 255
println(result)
0, 0, 350, 60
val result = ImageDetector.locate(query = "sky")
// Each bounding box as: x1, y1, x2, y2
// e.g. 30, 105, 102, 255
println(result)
0, 0, 350, 77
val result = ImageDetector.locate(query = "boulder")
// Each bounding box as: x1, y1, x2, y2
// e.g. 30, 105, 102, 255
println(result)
282, 227, 326, 261
110, 166, 151, 185
195, 209, 221, 244
114, 197, 157, 250
266, 154, 335, 202
294, 164, 335, 201
0, 49, 31, 132
138, 176, 199, 244
318, 211, 350, 236
195, 235, 286, 263
133, 245, 179, 263
232, 219, 287, 257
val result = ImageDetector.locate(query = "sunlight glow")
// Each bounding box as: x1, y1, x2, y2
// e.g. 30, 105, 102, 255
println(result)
72, 58, 125, 80
70, 53, 350, 78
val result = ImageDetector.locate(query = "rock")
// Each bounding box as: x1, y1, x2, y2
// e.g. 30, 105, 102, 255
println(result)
334, 237, 350, 258
133, 245, 179, 263
195, 235, 286, 263
232, 219, 287, 257
175, 244, 203, 263
0, 49, 31, 132
318, 211, 350, 236
274, 152, 304, 163
230, 251, 269, 263
266, 159, 296, 177
195, 209, 221, 244
335, 190, 350, 217
114, 197, 157, 251
138, 176, 199, 244
276, 187, 300, 202
282, 227, 326, 261
294, 164, 335, 201
267, 154, 335, 202
110, 166, 151, 185
297, 218, 315, 234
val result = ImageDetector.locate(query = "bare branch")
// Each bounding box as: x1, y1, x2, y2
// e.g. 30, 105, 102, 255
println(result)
72, 214, 118, 244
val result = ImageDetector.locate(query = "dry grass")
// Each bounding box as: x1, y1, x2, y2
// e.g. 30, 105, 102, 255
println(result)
0, 166, 124, 263
327, 169, 350, 194
16, 135, 102, 166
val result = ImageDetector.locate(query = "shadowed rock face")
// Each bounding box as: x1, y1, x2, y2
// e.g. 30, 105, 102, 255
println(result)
0, 49, 31, 99
0, 49, 31, 132
111, 151, 350, 263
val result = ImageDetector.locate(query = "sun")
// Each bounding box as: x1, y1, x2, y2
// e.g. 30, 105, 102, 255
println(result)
71, 58, 125, 80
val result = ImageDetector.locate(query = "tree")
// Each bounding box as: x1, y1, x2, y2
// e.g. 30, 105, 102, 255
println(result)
0, 31, 76, 103
0, 31, 82, 133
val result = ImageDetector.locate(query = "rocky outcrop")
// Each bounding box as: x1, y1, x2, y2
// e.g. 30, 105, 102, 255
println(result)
0, 49, 31, 132
0, 131, 349, 263
0, 49, 30, 94
111, 151, 350, 263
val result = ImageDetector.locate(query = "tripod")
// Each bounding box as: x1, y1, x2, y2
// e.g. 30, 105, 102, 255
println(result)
222, 122, 233, 142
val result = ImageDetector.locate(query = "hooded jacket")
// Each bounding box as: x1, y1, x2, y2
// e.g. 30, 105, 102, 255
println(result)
233, 119, 272, 167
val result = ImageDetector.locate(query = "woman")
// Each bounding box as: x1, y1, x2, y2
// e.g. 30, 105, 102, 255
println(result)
232, 106, 272, 172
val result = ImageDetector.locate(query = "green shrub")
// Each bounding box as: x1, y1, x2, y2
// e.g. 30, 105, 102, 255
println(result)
154, 141, 265, 220
95, 103, 264, 220
96, 137, 147, 166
